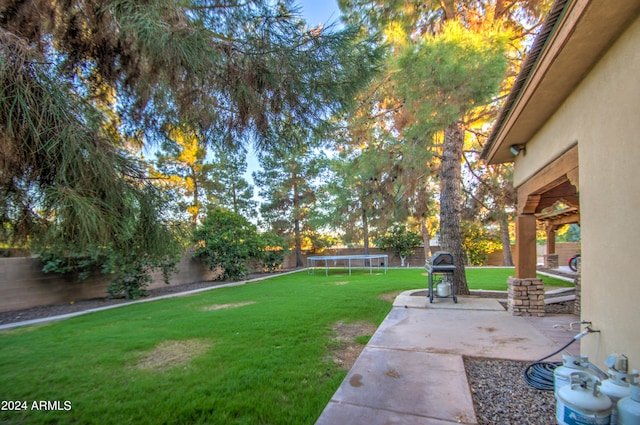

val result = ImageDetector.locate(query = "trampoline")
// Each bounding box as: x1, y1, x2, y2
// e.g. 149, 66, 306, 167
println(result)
307, 254, 388, 276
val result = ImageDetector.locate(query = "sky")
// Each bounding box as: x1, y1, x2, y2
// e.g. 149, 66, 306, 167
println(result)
297, 0, 342, 26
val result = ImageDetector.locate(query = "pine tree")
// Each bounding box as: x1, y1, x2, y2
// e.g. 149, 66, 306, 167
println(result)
253, 123, 326, 267
209, 146, 257, 219
338, 0, 550, 293
154, 125, 215, 225
1, 0, 380, 259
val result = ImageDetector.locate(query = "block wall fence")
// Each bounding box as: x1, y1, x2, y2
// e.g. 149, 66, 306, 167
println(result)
0, 243, 578, 313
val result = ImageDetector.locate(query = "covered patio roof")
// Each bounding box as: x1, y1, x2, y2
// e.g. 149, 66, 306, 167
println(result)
536, 206, 580, 226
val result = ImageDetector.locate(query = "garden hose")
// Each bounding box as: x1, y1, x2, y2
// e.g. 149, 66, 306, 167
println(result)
522, 336, 579, 391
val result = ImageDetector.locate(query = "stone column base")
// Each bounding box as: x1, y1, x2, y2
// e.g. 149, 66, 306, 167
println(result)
508, 277, 545, 317
544, 254, 559, 269
574, 258, 581, 315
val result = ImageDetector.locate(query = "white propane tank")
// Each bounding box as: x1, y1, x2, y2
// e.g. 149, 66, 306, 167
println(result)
556, 372, 612, 425
436, 281, 451, 297
618, 381, 640, 425
555, 355, 594, 396
601, 354, 638, 425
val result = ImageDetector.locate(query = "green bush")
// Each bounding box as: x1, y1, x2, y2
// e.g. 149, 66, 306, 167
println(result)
37, 188, 182, 299
461, 221, 502, 266
40, 248, 179, 299
375, 224, 422, 267
105, 253, 178, 299
192, 209, 286, 280
258, 231, 287, 272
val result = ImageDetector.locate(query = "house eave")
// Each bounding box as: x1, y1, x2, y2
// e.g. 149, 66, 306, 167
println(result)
482, 0, 640, 165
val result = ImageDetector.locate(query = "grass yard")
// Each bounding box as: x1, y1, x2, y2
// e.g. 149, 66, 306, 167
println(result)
466, 267, 571, 290
0, 268, 572, 424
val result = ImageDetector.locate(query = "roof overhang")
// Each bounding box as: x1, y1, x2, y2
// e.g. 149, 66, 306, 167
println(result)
482, 0, 640, 164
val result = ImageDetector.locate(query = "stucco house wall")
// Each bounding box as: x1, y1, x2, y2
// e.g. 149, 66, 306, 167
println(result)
513, 15, 640, 367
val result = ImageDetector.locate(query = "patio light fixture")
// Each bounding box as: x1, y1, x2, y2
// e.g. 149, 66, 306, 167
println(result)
510, 144, 526, 156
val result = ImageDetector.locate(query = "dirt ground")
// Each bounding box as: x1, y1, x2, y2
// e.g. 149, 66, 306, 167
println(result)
329, 320, 378, 370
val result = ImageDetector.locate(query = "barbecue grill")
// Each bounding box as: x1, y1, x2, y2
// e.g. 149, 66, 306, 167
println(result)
425, 251, 457, 303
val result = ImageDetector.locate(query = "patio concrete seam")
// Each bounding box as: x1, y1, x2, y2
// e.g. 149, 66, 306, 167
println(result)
323, 400, 474, 425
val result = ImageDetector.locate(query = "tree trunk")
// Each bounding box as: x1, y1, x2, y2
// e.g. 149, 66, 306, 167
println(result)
231, 181, 239, 215
499, 215, 514, 266
420, 216, 432, 262
439, 122, 469, 295
191, 167, 200, 226
293, 172, 303, 267
362, 207, 370, 255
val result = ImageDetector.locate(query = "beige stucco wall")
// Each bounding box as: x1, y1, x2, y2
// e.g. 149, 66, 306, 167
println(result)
513, 16, 640, 369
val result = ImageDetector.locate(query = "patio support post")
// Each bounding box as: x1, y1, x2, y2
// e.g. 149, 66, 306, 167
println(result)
546, 225, 556, 255
510, 214, 545, 316
515, 214, 537, 278
544, 224, 559, 268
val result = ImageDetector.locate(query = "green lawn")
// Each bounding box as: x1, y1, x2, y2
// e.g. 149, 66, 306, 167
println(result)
0, 268, 572, 424
466, 267, 571, 290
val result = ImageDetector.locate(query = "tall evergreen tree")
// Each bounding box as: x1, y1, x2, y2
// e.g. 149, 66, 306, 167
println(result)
393, 19, 519, 292
209, 146, 257, 219
253, 123, 326, 267
338, 0, 550, 293
1, 1, 380, 264
154, 125, 215, 225
320, 137, 413, 252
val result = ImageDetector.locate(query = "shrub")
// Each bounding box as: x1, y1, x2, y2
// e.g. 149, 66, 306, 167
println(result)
192, 209, 286, 280
105, 253, 178, 299
460, 221, 501, 266
40, 248, 179, 299
258, 232, 287, 272
37, 188, 182, 299
375, 224, 422, 267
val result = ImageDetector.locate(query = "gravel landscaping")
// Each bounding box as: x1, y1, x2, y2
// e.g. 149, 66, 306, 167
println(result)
465, 358, 557, 425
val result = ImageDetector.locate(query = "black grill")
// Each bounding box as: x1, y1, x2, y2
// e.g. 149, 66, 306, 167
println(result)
426, 251, 455, 271
425, 251, 457, 303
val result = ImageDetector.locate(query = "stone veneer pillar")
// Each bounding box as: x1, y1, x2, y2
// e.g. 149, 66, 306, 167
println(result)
508, 277, 545, 316
544, 254, 559, 269
573, 258, 581, 315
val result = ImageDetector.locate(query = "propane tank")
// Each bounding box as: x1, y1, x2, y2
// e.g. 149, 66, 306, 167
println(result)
556, 372, 612, 425
555, 355, 594, 396
601, 354, 638, 425
617, 380, 640, 425
436, 280, 451, 297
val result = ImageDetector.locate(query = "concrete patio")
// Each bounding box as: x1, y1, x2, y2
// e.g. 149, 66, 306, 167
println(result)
315, 291, 581, 425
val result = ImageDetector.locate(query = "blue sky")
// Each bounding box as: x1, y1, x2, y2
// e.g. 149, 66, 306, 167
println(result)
297, 0, 342, 26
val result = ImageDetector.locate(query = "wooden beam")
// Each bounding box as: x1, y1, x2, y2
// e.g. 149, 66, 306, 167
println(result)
546, 212, 581, 227
517, 145, 579, 214
521, 194, 542, 215
515, 214, 538, 279
535, 180, 580, 212
567, 167, 580, 192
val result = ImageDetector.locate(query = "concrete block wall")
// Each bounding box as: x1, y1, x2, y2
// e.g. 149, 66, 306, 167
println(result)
0, 242, 578, 312
537, 242, 581, 266
0, 253, 219, 313
299, 247, 437, 268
